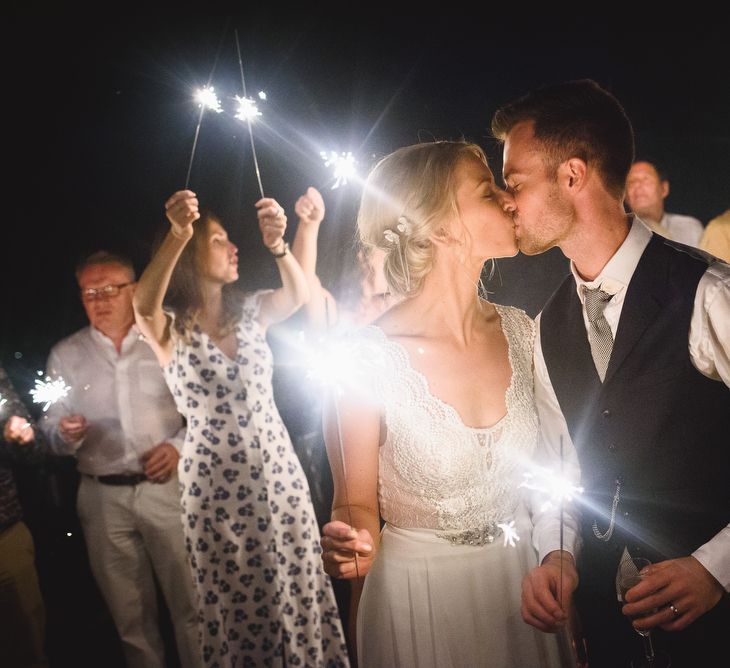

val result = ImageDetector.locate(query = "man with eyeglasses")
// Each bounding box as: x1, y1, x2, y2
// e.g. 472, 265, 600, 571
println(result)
39, 250, 200, 668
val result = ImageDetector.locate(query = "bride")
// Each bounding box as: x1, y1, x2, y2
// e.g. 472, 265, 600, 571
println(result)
319, 140, 575, 667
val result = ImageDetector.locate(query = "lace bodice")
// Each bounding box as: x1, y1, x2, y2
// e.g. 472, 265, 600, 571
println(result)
353, 304, 538, 538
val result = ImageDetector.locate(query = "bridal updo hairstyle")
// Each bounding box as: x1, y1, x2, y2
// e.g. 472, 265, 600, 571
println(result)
357, 140, 489, 297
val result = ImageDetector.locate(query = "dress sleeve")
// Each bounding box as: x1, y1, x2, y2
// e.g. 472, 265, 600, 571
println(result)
242, 289, 275, 324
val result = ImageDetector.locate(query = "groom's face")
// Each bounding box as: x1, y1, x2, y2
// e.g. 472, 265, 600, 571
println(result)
502, 121, 572, 255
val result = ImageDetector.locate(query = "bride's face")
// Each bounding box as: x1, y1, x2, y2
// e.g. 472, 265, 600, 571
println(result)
450, 155, 518, 261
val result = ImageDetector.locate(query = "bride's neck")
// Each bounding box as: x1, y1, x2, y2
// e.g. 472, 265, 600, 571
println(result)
412, 258, 486, 344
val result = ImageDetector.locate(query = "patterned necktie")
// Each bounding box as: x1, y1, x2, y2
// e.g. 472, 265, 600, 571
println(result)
583, 285, 614, 381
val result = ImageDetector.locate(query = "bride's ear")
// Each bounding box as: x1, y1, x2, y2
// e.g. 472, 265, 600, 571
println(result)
430, 225, 455, 247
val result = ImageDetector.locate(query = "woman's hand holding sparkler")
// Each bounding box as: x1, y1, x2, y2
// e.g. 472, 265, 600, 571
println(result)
165, 190, 200, 241
256, 197, 287, 252
521, 549, 578, 633
3, 416, 35, 444
294, 187, 325, 228
320, 520, 374, 579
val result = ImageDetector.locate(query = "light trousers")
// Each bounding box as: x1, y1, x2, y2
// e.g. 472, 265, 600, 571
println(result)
0, 520, 47, 668
77, 476, 201, 668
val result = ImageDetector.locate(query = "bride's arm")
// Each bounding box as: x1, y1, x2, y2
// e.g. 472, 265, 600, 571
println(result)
320, 391, 381, 654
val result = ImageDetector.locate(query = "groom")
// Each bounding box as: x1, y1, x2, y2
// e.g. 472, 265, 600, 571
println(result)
491, 79, 730, 667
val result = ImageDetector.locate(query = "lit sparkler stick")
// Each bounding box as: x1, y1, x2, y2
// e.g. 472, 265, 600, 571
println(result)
520, 466, 584, 511
234, 29, 265, 199
0, 395, 6, 409
184, 85, 223, 190
320, 151, 358, 189
29, 375, 71, 412
560, 435, 565, 606
305, 339, 360, 577
183, 22, 228, 189
305, 333, 386, 580
520, 436, 583, 608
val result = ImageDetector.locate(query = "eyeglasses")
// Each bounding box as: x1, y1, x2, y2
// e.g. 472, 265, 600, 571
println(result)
81, 282, 133, 301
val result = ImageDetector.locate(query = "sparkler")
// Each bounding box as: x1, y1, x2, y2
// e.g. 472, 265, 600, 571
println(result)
559, 435, 565, 606
497, 520, 520, 548
182, 19, 228, 189
234, 29, 266, 199
305, 333, 385, 580
29, 375, 71, 412
234, 95, 262, 122
520, 435, 583, 608
0, 395, 6, 409
184, 85, 223, 190
320, 151, 358, 189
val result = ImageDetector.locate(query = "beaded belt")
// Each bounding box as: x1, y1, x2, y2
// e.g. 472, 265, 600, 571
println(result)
436, 523, 503, 546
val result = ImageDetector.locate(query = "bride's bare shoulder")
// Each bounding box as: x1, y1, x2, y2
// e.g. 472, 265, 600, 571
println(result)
371, 300, 420, 338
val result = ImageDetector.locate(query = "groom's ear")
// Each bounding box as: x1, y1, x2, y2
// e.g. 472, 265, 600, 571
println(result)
559, 158, 587, 194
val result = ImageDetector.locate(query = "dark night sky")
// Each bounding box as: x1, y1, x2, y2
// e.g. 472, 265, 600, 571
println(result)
3, 12, 729, 397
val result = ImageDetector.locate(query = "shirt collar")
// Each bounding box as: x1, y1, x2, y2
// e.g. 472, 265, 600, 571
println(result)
89, 323, 140, 352
571, 215, 653, 303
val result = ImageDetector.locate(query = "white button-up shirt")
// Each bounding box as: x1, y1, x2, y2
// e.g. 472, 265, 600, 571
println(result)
40, 324, 185, 476
658, 211, 705, 248
532, 217, 730, 590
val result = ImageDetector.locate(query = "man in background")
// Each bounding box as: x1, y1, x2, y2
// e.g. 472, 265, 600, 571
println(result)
40, 250, 200, 668
625, 159, 704, 247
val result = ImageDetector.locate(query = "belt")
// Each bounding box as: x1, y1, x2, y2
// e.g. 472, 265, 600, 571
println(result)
86, 473, 148, 486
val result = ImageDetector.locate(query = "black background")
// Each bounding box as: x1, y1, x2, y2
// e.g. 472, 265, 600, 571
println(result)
4, 13, 729, 381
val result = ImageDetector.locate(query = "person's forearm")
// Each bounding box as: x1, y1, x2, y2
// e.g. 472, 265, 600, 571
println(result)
274, 250, 310, 313
134, 231, 190, 320
291, 223, 321, 279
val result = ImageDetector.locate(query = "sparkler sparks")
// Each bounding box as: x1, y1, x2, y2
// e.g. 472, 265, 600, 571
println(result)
520, 469, 584, 512
234, 29, 266, 199
29, 375, 71, 412
195, 86, 223, 113
497, 520, 520, 548
320, 151, 357, 189
185, 85, 224, 189
234, 95, 262, 122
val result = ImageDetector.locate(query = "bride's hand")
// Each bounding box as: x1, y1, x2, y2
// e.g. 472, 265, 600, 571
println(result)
521, 550, 577, 633
320, 520, 374, 579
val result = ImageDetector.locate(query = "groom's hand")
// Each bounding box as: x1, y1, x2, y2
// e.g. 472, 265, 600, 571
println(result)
623, 555, 724, 633
522, 550, 577, 632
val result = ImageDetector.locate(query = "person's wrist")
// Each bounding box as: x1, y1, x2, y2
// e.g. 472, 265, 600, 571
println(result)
267, 240, 289, 257
542, 550, 575, 567
170, 227, 192, 241
300, 218, 322, 230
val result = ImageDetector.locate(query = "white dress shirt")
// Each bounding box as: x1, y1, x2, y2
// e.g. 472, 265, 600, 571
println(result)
658, 211, 705, 248
532, 217, 730, 590
40, 325, 185, 476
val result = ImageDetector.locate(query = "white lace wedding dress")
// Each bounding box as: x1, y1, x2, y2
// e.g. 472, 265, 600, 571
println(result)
350, 304, 574, 668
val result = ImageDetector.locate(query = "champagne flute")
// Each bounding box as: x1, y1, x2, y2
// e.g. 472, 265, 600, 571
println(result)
615, 551, 670, 668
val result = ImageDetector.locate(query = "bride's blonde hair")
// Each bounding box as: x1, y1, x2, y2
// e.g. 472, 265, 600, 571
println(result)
357, 140, 488, 297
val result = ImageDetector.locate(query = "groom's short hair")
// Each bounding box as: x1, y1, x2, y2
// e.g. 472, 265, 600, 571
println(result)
491, 79, 634, 200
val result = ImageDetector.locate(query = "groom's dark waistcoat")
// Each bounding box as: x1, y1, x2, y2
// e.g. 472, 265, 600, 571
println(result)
540, 234, 729, 562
